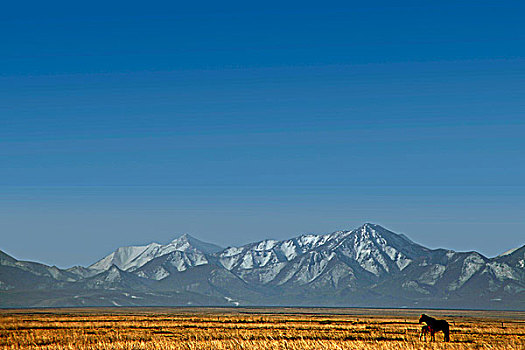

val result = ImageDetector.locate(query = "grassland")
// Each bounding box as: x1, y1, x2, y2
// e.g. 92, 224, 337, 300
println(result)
0, 307, 523, 349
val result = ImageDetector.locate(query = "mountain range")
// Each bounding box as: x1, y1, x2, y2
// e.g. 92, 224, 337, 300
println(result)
1, 223, 524, 309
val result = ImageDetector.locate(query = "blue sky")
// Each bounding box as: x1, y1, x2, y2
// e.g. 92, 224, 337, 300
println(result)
1, 1, 524, 267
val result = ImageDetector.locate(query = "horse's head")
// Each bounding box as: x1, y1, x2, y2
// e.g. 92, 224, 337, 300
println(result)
419, 314, 427, 324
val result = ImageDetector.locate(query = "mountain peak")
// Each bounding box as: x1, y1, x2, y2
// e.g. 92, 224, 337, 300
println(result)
353, 223, 386, 237
355, 223, 386, 234
359, 222, 386, 230
170, 234, 222, 254
341, 223, 429, 272
354, 223, 415, 243
170, 233, 193, 243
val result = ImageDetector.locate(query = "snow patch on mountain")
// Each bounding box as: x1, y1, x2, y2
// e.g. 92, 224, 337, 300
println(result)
237, 262, 287, 284
257, 263, 287, 284
136, 266, 169, 280
417, 264, 446, 285
165, 250, 209, 272
449, 254, 485, 290
154, 267, 170, 280
224, 296, 240, 306
279, 251, 336, 285
104, 266, 124, 283
486, 262, 519, 281
306, 261, 356, 289
279, 240, 299, 260
402, 280, 430, 294
254, 240, 278, 251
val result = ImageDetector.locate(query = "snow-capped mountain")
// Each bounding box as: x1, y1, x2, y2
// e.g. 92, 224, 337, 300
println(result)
89, 233, 222, 272
215, 224, 431, 288
1, 224, 523, 309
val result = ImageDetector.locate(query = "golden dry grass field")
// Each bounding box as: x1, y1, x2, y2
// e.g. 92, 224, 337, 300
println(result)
0, 307, 523, 350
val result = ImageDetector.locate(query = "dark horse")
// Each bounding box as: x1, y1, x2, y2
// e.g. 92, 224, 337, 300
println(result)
419, 314, 450, 342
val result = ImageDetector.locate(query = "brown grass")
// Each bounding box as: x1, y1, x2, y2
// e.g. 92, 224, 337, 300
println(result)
0, 307, 523, 349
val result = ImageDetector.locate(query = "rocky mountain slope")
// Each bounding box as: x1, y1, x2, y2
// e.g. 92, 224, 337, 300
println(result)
1, 224, 523, 309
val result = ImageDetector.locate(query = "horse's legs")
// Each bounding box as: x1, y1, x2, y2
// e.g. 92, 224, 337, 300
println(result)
420, 326, 428, 341
444, 324, 450, 342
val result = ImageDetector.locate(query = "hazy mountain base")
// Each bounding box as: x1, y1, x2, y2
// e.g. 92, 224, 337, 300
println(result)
1, 288, 522, 310
1, 224, 524, 310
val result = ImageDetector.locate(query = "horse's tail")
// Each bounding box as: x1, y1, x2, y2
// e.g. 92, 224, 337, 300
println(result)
443, 322, 450, 342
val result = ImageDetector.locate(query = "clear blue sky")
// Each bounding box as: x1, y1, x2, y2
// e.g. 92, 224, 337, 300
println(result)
1, 1, 524, 268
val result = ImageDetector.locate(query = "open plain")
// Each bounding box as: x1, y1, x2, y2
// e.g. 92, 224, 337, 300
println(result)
1, 307, 523, 350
